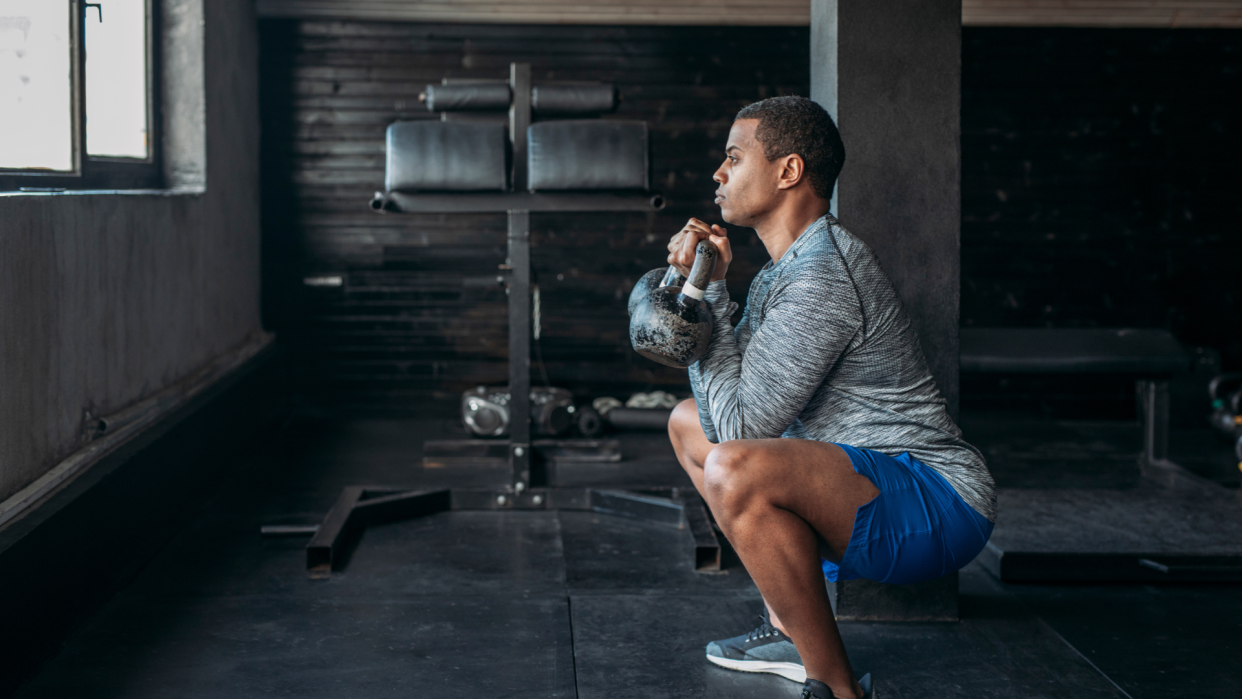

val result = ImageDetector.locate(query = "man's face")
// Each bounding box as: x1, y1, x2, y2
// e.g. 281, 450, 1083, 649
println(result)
713, 119, 782, 226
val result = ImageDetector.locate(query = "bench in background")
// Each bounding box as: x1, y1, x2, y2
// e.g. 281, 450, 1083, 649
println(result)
960, 328, 1191, 471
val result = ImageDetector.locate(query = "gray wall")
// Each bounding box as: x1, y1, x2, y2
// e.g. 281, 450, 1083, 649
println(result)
0, 0, 262, 503
812, 0, 963, 417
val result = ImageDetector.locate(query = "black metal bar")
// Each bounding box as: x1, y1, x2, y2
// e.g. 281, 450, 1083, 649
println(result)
424, 438, 619, 455
354, 488, 451, 527
534, 439, 621, 463
678, 492, 722, 572
306, 486, 365, 577
509, 62, 531, 192
589, 489, 685, 529
509, 210, 532, 494
422, 439, 510, 468
503, 65, 533, 501
448, 487, 585, 510
374, 191, 666, 213
605, 408, 673, 431
260, 524, 320, 537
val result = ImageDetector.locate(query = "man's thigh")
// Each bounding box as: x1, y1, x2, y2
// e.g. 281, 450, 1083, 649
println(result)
704, 438, 878, 562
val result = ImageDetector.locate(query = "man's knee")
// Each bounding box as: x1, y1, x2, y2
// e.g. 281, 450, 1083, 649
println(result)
702, 441, 760, 517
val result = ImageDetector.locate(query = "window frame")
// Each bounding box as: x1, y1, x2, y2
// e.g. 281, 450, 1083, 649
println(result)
0, 0, 161, 192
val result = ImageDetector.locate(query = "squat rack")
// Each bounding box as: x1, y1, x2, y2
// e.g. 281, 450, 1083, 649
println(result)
273, 63, 719, 578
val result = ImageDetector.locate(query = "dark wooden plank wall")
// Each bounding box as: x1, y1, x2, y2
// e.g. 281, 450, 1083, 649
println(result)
961, 28, 1242, 417
261, 23, 1241, 418
259, 21, 810, 414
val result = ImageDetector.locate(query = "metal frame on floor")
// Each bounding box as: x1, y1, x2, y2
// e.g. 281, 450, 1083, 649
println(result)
263, 485, 720, 579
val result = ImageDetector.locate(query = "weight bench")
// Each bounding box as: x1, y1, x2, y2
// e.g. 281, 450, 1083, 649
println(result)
960, 328, 1192, 473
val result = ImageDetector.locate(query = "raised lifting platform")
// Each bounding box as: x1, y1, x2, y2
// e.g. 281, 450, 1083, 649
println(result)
968, 416, 1242, 582
982, 482, 1242, 582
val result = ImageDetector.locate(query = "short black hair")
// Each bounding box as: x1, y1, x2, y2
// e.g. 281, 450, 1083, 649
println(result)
735, 96, 845, 201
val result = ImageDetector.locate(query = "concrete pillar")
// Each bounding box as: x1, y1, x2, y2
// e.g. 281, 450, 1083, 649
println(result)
812, 0, 963, 620
811, 0, 962, 419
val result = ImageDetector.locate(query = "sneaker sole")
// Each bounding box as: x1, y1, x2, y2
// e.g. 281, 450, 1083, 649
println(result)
705, 654, 806, 683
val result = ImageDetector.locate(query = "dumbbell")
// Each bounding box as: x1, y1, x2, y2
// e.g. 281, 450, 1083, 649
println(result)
628, 239, 719, 368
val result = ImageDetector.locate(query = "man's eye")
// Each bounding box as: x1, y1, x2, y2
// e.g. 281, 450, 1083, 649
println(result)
729, 156, 738, 163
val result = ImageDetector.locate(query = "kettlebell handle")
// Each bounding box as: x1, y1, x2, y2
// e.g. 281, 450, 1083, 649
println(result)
659, 266, 684, 288
680, 239, 719, 301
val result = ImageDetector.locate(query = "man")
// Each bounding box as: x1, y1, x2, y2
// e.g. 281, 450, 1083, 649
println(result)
665, 96, 996, 699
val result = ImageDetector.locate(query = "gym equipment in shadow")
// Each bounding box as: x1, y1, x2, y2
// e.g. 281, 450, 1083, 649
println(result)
268, 64, 720, 578
460, 386, 574, 438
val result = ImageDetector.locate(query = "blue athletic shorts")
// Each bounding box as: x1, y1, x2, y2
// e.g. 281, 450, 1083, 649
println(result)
821, 444, 994, 586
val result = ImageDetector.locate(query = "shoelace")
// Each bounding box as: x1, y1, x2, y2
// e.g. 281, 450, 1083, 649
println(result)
744, 614, 784, 643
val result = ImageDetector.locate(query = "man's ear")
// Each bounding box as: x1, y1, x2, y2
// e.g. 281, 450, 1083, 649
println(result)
776, 154, 806, 191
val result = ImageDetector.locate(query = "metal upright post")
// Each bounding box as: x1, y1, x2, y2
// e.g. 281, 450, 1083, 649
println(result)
510, 63, 531, 192
508, 211, 531, 493
1139, 379, 1172, 466
508, 63, 533, 494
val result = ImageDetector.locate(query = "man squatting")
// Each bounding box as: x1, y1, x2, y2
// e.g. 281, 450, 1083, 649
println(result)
665, 96, 997, 699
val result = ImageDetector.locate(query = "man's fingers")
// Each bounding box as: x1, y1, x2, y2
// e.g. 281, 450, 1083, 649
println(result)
671, 228, 697, 273
667, 219, 723, 273
667, 230, 683, 253
682, 227, 700, 255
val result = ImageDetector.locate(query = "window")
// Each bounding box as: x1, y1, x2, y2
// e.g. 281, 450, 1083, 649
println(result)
0, 0, 159, 191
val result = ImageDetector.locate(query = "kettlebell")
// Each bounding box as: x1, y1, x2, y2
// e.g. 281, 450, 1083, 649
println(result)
628, 239, 719, 368
628, 266, 685, 317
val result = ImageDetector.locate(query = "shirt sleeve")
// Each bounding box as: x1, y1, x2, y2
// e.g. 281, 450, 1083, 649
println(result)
691, 271, 862, 442
687, 281, 739, 443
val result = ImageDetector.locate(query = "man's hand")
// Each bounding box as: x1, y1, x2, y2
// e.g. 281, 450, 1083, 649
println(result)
667, 218, 732, 282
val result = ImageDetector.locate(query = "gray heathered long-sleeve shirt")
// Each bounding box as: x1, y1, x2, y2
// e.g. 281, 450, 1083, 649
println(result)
688, 214, 996, 522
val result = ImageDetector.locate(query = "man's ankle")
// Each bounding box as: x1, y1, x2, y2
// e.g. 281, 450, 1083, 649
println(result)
764, 601, 792, 636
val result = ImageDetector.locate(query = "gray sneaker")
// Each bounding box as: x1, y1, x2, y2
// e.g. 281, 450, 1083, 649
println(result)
704, 611, 806, 682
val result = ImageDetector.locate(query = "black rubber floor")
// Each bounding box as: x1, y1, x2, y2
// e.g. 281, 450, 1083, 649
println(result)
13, 417, 1239, 698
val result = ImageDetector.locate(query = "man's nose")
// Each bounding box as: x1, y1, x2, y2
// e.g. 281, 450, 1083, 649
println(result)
713, 164, 727, 184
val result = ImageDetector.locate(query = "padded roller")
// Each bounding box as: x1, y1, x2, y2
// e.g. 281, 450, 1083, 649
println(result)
532, 85, 616, 114
385, 121, 507, 192
527, 120, 648, 191
423, 83, 511, 112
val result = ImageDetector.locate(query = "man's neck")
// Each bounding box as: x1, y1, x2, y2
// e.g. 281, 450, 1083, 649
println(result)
753, 200, 832, 264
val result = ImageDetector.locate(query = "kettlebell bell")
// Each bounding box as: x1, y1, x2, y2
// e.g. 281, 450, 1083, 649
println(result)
628, 239, 719, 368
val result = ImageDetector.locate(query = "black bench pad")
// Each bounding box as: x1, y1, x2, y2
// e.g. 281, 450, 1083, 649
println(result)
960, 328, 1189, 375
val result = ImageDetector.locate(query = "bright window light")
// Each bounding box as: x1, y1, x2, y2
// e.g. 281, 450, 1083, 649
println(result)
0, 1, 73, 171
86, 0, 148, 159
